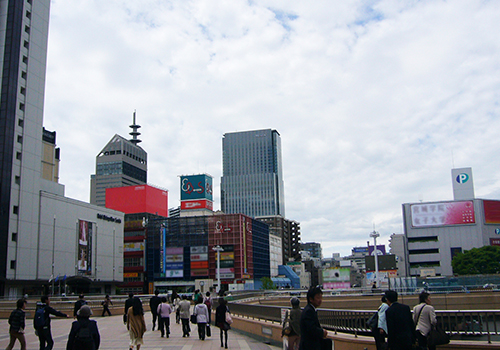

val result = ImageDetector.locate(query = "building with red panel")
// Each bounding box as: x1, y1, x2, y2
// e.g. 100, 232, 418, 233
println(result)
106, 184, 168, 294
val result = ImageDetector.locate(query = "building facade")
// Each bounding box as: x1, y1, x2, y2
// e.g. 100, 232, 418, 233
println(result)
301, 242, 323, 259
256, 215, 301, 264
221, 129, 285, 218
90, 122, 147, 207
402, 199, 500, 276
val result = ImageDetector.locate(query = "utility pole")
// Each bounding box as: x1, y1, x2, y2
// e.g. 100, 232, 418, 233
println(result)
370, 230, 380, 288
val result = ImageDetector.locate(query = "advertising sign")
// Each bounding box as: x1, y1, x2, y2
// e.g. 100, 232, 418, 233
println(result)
322, 268, 350, 282
165, 246, 184, 278
78, 220, 92, 273
368, 245, 386, 256
411, 201, 475, 227
323, 282, 350, 290
484, 200, 500, 224
181, 199, 213, 211
124, 242, 145, 252
191, 269, 209, 277
180, 174, 213, 201
352, 247, 369, 254
190, 254, 208, 261
490, 238, 500, 246
166, 270, 184, 278
452, 168, 475, 201
190, 246, 208, 254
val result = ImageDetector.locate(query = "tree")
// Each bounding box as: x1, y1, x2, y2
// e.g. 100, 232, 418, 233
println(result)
452, 245, 500, 275
260, 277, 277, 290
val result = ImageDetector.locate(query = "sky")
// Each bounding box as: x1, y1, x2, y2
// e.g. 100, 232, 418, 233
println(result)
43, 0, 500, 258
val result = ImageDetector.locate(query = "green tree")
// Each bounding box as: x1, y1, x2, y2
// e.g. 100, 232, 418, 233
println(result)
452, 245, 500, 275
260, 277, 277, 290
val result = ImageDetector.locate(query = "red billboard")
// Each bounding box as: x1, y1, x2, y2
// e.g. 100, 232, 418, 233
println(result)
484, 200, 500, 224
180, 199, 213, 211
106, 185, 168, 217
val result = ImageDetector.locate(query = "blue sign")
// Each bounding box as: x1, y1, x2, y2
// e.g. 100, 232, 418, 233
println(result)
180, 174, 213, 201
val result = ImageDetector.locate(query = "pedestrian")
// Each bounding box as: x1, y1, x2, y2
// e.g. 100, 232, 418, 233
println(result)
204, 291, 213, 332
215, 297, 230, 349
171, 291, 181, 324
178, 295, 191, 337
74, 294, 87, 319
101, 295, 112, 317
299, 286, 328, 350
123, 293, 135, 325
193, 297, 209, 340
385, 290, 414, 350
193, 290, 202, 303
157, 297, 173, 338
149, 290, 162, 331
6, 298, 27, 350
127, 297, 146, 350
413, 292, 437, 350
66, 305, 100, 350
287, 297, 301, 350
372, 295, 389, 350
34, 295, 69, 350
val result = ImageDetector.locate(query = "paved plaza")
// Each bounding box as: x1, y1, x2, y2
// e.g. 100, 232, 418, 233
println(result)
0, 310, 281, 350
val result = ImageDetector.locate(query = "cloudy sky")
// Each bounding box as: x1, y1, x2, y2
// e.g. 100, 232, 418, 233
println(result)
43, 0, 500, 257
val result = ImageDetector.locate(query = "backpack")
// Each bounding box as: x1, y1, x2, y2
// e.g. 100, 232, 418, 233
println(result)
204, 298, 212, 309
34, 307, 46, 329
74, 322, 95, 350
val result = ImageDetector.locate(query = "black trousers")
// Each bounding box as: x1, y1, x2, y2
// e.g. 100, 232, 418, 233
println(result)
181, 318, 190, 336
416, 331, 435, 350
159, 317, 170, 337
151, 312, 158, 328
197, 322, 206, 340
38, 327, 54, 350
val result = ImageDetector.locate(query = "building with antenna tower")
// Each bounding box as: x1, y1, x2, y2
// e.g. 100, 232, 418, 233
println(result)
90, 112, 148, 207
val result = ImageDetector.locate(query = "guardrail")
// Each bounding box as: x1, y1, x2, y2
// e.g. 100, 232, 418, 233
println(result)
225, 302, 500, 344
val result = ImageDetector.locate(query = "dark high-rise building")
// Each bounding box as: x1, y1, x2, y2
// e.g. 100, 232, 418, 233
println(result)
301, 242, 323, 260
256, 215, 301, 264
221, 129, 285, 218
90, 113, 147, 207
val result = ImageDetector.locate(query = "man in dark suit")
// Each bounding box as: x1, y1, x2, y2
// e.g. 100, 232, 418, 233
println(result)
299, 286, 328, 350
385, 290, 415, 350
149, 290, 162, 331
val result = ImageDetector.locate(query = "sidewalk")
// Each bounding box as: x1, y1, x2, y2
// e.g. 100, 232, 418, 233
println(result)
0, 310, 282, 350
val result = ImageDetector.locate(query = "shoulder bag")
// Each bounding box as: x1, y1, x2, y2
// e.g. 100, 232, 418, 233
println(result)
225, 310, 233, 325
282, 310, 292, 336
427, 323, 450, 347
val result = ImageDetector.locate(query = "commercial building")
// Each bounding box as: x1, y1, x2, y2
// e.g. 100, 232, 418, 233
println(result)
256, 215, 301, 264
0, 0, 124, 296
90, 113, 147, 207
105, 184, 168, 294
301, 242, 323, 259
145, 213, 270, 293
402, 168, 500, 277
221, 129, 285, 218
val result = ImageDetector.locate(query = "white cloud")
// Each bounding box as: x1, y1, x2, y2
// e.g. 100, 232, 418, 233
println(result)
44, 0, 500, 257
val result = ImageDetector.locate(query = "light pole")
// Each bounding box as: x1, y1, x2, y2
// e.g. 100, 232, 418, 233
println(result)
370, 230, 380, 288
52, 215, 56, 295
212, 245, 224, 294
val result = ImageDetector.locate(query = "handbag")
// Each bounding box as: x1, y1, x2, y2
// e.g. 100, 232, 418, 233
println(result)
367, 311, 378, 329
206, 324, 211, 337
190, 308, 198, 324
282, 311, 292, 336
225, 311, 233, 324
427, 324, 450, 346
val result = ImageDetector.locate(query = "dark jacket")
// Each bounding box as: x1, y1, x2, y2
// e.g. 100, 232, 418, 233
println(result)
385, 302, 415, 350
149, 296, 161, 315
299, 303, 324, 350
66, 319, 100, 350
215, 304, 230, 329
35, 302, 67, 329
74, 299, 87, 317
124, 297, 135, 315
9, 308, 26, 332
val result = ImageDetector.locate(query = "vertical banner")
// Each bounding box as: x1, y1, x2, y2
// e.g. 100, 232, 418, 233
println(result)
78, 220, 92, 274
160, 227, 166, 275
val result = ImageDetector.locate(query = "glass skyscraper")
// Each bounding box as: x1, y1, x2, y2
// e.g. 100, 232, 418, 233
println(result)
221, 129, 285, 218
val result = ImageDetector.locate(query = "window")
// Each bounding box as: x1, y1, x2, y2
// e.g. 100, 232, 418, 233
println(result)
24, 25, 30, 34
15, 176, 21, 185
22, 56, 28, 64
17, 135, 22, 143
19, 103, 25, 111
24, 41, 29, 48
12, 232, 17, 242
20, 87, 26, 95
13, 206, 19, 215
21, 71, 27, 80
26, 11, 31, 19
10, 260, 16, 269
16, 152, 22, 160
18, 119, 24, 127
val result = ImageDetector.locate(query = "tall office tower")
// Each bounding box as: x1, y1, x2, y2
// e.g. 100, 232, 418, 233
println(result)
90, 114, 148, 207
0, 0, 52, 292
221, 129, 285, 218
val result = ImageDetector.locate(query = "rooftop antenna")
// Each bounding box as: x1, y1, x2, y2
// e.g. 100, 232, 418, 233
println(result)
129, 110, 142, 145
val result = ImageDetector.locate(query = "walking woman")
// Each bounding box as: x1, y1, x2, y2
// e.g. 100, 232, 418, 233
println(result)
413, 291, 437, 350
193, 297, 209, 340
287, 297, 301, 350
127, 298, 146, 350
216, 297, 231, 349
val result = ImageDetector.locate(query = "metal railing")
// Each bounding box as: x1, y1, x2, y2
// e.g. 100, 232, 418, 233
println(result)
226, 302, 500, 344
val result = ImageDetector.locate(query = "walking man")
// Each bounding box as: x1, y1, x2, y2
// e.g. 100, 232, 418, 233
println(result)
34, 295, 69, 350
73, 294, 87, 318
149, 290, 162, 331
179, 295, 191, 337
6, 298, 27, 350
299, 286, 328, 350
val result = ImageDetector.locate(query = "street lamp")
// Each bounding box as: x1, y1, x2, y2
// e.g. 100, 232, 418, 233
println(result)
212, 245, 224, 294
370, 230, 380, 288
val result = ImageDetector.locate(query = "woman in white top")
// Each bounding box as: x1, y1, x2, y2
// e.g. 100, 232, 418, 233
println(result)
373, 295, 389, 350
193, 298, 209, 341
413, 291, 437, 350
157, 297, 173, 338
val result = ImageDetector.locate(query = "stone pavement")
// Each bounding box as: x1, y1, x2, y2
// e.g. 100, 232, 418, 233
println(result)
0, 309, 282, 350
